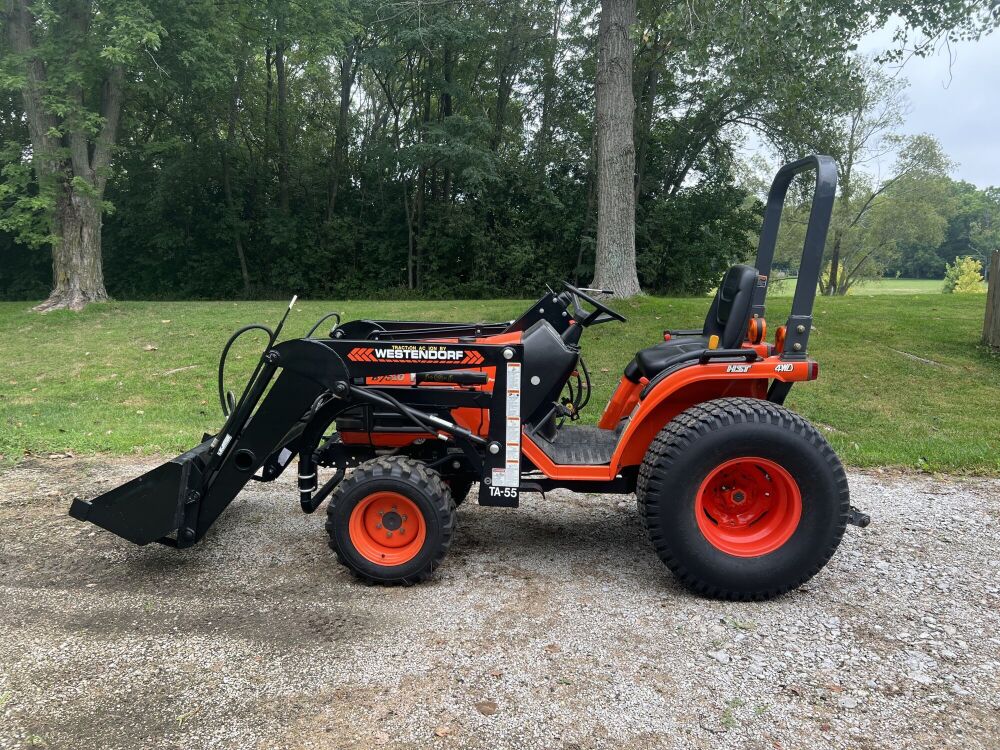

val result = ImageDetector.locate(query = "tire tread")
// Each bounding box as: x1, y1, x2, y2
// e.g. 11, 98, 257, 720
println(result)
636, 397, 850, 601
324, 456, 455, 585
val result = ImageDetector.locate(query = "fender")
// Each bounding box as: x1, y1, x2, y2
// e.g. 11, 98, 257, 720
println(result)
520, 357, 815, 481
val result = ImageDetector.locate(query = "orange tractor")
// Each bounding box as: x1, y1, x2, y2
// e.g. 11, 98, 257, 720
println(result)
71, 156, 868, 600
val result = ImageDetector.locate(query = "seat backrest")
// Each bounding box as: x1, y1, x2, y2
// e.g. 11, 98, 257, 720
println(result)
702, 264, 758, 348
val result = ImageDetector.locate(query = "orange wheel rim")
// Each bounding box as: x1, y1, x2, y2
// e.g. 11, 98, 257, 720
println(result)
348, 491, 427, 565
695, 457, 802, 557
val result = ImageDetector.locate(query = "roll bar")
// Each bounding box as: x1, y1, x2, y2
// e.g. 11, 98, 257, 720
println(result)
751, 155, 838, 359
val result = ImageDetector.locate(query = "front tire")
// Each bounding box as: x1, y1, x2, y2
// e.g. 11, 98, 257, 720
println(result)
325, 457, 456, 585
637, 398, 849, 600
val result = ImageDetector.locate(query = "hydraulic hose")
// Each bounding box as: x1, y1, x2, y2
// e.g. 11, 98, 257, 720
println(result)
218, 324, 274, 416
351, 385, 487, 445
577, 357, 592, 411
218, 296, 297, 417
350, 386, 443, 437
306, 312, 341, 338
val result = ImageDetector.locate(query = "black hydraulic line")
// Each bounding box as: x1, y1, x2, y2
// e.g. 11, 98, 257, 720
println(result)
300, 467, 345, 513
351, 385, 488, 446
298, 440, 345, 513
217, 296, 298, 418
351, 386, 440, 436
218, 324, 274, 416
306, 311, 341, 338
577, 357, 592, 410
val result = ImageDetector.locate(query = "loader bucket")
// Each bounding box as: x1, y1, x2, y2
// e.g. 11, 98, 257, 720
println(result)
69, 440, 212, 545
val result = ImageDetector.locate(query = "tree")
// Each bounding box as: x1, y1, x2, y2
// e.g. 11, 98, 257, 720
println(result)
968, 192, 1000, 271
985, 251, 1000, 350
1, 0, 162, 310
590, 0, 641, 297
892, 181, 1000, 279
942, 256, 985, 293
1, 0, 997, 305
816, 62, 953, 294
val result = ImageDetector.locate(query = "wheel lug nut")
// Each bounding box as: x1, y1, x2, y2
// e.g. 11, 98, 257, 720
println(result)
376, 523, 382, 529
386, 531, 393, 538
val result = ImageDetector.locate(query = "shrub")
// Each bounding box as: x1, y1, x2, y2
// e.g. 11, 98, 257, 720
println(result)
942, 256, 985, 293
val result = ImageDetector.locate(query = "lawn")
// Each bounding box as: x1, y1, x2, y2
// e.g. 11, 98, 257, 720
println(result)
1, 293, 997, 473
848, 278, 949, 295
767, 277, 985, 296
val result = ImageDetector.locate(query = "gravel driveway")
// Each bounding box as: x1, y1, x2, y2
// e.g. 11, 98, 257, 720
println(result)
1, 457, 998, 750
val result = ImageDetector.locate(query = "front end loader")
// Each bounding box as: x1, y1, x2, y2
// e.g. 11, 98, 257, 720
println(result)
70, 156, 869, 600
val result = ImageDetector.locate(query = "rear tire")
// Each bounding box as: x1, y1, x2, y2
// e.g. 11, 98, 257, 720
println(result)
637, 397, 849, 600
325, 457, 456, 585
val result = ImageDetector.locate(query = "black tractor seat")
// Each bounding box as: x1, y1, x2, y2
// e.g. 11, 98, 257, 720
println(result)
625, 264, 759, 383
625, 336, 708, 382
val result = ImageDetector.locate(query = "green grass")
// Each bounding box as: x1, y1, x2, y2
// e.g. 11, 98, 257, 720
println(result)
849, 278, 949, 295
767, 277, 985, 296
1, 293, 997, 473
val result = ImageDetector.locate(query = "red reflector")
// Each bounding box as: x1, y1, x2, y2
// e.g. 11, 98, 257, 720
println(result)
808, 362, 819, 380
663, 332, 672, 341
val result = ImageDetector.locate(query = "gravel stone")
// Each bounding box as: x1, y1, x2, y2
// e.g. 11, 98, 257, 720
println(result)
0, 458, 998, 749
707, 650, 731, 665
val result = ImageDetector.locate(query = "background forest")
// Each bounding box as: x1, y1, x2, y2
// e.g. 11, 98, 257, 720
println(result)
1, 0, 998, 303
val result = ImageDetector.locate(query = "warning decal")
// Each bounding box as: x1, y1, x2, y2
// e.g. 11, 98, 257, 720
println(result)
491, 362, 521, 488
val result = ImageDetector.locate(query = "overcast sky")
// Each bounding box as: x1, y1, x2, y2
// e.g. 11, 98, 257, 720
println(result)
863, 25, 1000, 189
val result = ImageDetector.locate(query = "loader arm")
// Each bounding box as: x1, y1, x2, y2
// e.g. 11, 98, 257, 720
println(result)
70, 339, 350, 547
70, 334, 523, 545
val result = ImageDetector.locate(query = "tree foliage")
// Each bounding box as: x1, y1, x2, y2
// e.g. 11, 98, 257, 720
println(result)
0, 0, 998, 304
942, 255, 985, 293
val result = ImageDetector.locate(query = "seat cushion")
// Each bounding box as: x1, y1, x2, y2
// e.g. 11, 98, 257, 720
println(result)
625, 336, 708, 382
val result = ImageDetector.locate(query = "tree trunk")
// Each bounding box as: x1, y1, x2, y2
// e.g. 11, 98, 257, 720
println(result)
34, 189, 108, 311
535, 0, 563, 157
274, 24, 290, 214
415, 166, 425, 289
414, 60, 431, 289
404, 180, 417, 289
326, 44, 357, 221
264, 45, 273, 145
633, 52, 659, 202
441, 46, 454, 201
491, 0, 520, 152
591, 0, 641, 297
826, 235, 842, 296
7, 0, 118, 311
984, 250, 1000, 351
576, 132, 598, 284
223, 63, 251, 297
